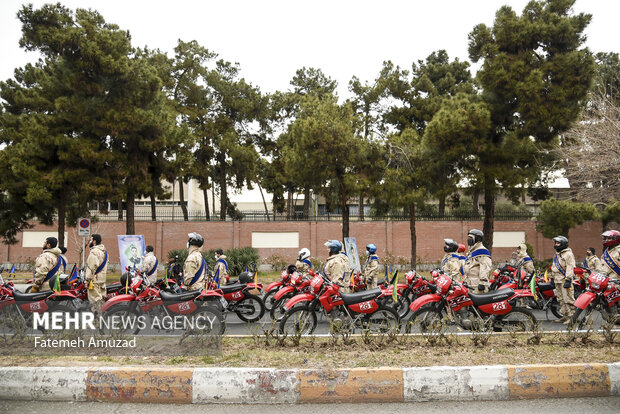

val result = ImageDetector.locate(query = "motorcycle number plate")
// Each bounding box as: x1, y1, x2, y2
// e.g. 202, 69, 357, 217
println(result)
359, 301, 373, 311
553, 289, 557, 295
178, 302, 191, 311
232, 291, 243, 300
30, 302, 41, 311
220, 298, 228, 307
492, 301, 507, 311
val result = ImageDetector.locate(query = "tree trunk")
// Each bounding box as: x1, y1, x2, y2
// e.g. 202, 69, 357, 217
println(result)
117, 200, 123, 220
287, 189, 294, 220
409, 202, 416, 268
438, 195, 446, 218
259, 183, 270, 221
57, 193, 66, 248
303, 187, 310, 220
203, 188, 210, 221
218, 156, 228, 220
179, 179, 188, 221
482, 175, 495, 254
126, 190, 135, 235
359, 195, 364, 221
473, 190, 480, 217
150, 193, 157, 221
339, 177, 349, 239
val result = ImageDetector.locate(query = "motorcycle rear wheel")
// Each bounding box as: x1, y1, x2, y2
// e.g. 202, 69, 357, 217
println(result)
192, 303, 226, 335
600, 302, 619, 324
279, 305, 317, 335
234, 293, 265, 323
493, 308, 536, 332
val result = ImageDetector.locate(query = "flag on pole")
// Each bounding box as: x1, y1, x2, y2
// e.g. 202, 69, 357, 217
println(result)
253, 269, 258, 285
68, 266, 78, 283
9, 265, 15, 279
529, 274, 538, 300
384, 266, 388, 284
543, 269, 549, 283
392, 270, 399, 303
53, 273, 61, 293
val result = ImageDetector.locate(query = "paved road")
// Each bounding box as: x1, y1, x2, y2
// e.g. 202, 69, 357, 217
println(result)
1, 397, 619, 414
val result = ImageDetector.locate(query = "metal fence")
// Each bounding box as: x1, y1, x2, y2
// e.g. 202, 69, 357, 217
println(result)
90, 209, 534, 222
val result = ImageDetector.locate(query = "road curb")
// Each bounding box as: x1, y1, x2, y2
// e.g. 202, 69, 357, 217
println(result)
0, 363, 617, 404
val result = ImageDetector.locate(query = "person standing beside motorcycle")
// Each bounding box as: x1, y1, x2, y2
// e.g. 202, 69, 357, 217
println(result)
551, 235, 576, 324
516, 243, 535, 274
323, 240, 349, 285
463, 229, 492, 293
184, 233, 206, 291
584, 247, 602, 272
598, 230, 620, 279
85, 234, 108, 317
296, 248, 313, 277
363, 243, 380, 288
213, 249, 229, 285
441, 239, 462, 279
141, 245, 159, 284
30, 237, 62, 293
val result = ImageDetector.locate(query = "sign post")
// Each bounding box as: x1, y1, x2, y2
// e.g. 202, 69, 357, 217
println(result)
78, 218, 91, 268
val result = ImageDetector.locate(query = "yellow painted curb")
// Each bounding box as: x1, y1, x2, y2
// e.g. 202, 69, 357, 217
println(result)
298, 367, 404, 403
86, 367, 193, 403
507, 364, 610, 399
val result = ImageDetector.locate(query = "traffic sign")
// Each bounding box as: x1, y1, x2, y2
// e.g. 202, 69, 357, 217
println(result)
78, 217, 91, 237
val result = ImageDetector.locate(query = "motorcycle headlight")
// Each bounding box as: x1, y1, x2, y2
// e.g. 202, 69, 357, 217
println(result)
591, 283, 600, 290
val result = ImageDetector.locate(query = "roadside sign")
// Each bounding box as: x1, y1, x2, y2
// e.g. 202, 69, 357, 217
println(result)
78, 218, 91, 237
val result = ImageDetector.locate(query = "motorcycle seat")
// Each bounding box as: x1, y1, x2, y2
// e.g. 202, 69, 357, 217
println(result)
219, 283, 246, 294
13, 290, 54, 303
340, 288, 382, 306
106, 283, 123, 294
468, 288, 515, 307
538, 282, 555, 292
160, 289, 202, 303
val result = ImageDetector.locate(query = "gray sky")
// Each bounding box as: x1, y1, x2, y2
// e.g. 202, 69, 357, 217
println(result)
0, 0, 616, 200
1, 0, 618, 99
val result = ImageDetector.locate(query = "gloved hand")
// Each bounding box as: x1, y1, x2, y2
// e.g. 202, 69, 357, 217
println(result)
563, 279, 572, 289
30, 284, 40, 293
478, 284, 486, 292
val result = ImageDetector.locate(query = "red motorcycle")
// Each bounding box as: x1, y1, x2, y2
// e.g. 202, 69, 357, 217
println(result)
278, 272, 399, 335
102, 272, 226, 335
0, 269, 78, 333
263, 267, 298, 312
571, 271, 620, 328
378, 270, 437, 318
270, 269, 311, 320
405, 272, 537, 333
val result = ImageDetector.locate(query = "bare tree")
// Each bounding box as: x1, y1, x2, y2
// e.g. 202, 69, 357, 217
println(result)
558, 93, 620, 204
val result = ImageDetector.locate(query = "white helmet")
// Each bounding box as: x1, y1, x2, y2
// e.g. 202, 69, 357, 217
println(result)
298, 248, 310, 261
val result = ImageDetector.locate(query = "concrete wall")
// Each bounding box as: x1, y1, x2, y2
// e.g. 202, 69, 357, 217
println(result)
0, 220, 603, 267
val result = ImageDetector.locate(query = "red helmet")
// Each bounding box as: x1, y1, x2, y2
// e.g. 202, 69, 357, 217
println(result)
457, 243, 466, 253
602, 230, 620, 248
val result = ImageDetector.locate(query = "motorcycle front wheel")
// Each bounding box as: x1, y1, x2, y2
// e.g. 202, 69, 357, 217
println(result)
361, 306, 400, 334
262, 289, 278, 312
279, 305, 317, 335
269, 292, 295, 321
405, 306, 446, 334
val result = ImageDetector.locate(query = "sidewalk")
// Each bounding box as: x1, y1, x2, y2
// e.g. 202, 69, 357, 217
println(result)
1, 363, 618, 404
